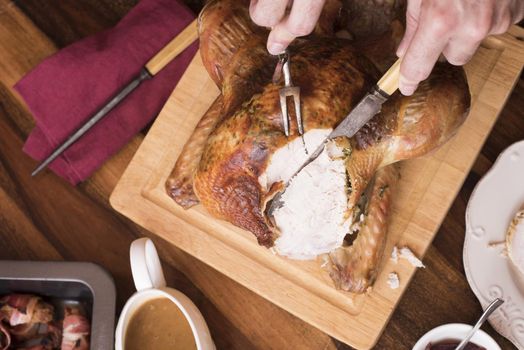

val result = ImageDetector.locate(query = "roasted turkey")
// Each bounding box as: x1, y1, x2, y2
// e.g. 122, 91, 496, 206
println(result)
166, 0, 471, 293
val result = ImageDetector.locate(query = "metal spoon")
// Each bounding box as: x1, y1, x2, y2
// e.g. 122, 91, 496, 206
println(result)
454, 298, 504, 350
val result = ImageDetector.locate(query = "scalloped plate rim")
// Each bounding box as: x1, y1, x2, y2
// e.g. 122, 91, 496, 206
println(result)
464, 140, 524, 349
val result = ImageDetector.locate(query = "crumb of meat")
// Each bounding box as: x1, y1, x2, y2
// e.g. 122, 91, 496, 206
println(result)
488, 240, 507, 258
387, 272, 399, 289
391, 246, 425, 268
399, 247, 425, 268
507, 210, 524, 274
488, 240, 505, 248
390, 246, 399, 263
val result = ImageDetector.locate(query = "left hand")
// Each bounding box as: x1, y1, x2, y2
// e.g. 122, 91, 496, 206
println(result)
249, 0, 326, 55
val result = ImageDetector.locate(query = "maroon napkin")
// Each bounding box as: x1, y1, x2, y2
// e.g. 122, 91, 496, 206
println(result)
15, 0, 198, 184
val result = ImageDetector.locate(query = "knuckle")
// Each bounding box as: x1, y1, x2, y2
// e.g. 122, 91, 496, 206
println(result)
406, 9, 419, 26
430, 13, 455, 37
466, 24, 489, 41
249, 7, 274, 27
402, 66, 429, 83
468, 13, 492, 41
404, 11, 419, 34
414, 69, 430, 82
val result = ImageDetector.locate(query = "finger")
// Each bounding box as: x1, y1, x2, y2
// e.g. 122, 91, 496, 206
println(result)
267, 0, 325, 54
442, 10, 489, 65
396, 0, 422, 57
399, 4, 455, 95
267, 28, 294, 54
249, 0, 289, 28
285, 0, 326, 36
511, 0, 524, 24
443, 3, 490, 65
489, 1, 513, 35
442, 36, 481, 66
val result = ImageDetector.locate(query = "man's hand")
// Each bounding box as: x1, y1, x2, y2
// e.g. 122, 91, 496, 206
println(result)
249, 0, 524, 96
397, 0, 524, 95
249, 0, 325, 55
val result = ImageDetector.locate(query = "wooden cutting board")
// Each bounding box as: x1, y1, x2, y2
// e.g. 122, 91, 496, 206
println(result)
110, 27, 524, 349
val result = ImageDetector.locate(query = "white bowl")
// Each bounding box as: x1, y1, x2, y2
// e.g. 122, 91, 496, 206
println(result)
413, 323, 500, 350
115, 238, 215, 350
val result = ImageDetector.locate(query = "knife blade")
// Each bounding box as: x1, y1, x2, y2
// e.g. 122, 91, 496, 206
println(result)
267, 58, 401, 215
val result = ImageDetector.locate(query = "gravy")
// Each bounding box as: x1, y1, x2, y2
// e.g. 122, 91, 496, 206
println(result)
125, 297, 197, 350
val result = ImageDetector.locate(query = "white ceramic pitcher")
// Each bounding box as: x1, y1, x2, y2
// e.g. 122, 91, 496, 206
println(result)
115, 238, 215, 350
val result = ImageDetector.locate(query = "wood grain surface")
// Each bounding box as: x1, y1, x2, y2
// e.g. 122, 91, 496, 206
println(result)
110, 28, 524, 348
0, 1, 522, 349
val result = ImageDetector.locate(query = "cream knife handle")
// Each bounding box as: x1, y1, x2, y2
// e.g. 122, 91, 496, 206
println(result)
377, 58, 401, 96
145, 18, 198, 75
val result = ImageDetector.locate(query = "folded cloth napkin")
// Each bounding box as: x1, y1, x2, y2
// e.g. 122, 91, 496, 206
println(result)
15, 0, 198, 184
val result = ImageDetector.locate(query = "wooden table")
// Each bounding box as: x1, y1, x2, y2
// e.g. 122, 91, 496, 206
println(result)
0, 1, 522, 349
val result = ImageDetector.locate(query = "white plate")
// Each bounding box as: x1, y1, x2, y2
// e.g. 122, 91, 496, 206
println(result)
464, 140, 524, 349
413, 323, 500, 350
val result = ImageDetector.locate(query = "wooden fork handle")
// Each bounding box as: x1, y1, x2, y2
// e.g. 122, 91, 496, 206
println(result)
377, 58, 401, 96
145, 18, 198, 76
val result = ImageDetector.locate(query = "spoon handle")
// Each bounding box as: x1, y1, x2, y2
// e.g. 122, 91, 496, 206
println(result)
455, 298, 504, 350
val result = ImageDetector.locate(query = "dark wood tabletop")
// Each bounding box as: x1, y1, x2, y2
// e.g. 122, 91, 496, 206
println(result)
0, 1, 522, 349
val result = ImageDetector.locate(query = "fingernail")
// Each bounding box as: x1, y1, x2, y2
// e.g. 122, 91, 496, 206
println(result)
268, 42, 286, 55
399, 76, 417, 96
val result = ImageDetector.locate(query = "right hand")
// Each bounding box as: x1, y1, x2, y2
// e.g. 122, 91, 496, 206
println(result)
396, 0, 524, 95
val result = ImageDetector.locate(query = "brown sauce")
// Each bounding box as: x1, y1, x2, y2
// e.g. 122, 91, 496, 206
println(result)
426, 340, 486, 350
125, 297, 197, 350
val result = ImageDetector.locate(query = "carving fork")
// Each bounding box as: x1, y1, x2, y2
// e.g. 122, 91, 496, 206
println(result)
276, 51, 303, 137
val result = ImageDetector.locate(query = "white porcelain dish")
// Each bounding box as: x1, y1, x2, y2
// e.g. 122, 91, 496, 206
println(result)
413, 323, 500, 350
115, 238, 215, 350
464, 140, 524, 349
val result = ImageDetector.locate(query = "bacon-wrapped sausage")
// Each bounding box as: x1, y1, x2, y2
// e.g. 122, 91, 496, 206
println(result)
60, 307, 89, 350
0, 295, 53, 327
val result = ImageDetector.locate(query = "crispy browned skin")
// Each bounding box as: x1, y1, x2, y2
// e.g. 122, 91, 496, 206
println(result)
194, 38, 379, 246
167, 0, 271, 209
166, 0, 471, 289
166, 96, 223, 208
344, 62, 470, 210
198, 0, 264, 87
322, 164, 399, 293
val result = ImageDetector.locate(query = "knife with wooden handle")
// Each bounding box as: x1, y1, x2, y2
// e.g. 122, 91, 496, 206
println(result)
32, 19, 199, 177
268, 58, 401, 214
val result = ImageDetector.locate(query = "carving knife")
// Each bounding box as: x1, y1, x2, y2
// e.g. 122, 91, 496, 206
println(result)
31, 19, 199, 177
268, 58, 401, 215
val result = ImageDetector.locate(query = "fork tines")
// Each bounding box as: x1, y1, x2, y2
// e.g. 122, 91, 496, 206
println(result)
278, 51, 304, 137
279, 86, 302, 137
